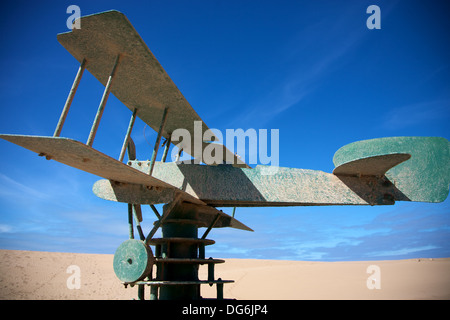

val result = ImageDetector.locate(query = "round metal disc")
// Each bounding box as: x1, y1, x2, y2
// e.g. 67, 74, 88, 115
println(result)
113, 239, 154, 283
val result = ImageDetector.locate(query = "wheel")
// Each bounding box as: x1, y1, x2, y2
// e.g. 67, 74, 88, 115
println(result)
113, 239, 154, 283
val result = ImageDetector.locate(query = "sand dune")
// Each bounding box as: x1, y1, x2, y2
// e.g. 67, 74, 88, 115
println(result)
0, 249, 448, 300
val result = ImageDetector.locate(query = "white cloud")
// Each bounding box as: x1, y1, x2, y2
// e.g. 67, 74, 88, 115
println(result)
383, 99, 450, 130
0, 224, 13, 233
0, 173, 51, 200
370, 245, 439, 258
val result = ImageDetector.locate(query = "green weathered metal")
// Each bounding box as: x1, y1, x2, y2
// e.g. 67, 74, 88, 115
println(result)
333, 153, 411, 176
334, 137, 450, 203
113, 239, 154, 283
92, 161, 402, 206
127, 204, 134, 239
91, 136, 449, 207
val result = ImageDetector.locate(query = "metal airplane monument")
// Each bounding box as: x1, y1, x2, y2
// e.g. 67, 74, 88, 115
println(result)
1, 11, 449, 300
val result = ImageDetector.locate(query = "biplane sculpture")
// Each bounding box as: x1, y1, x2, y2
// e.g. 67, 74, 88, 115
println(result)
1, 11, 449, 300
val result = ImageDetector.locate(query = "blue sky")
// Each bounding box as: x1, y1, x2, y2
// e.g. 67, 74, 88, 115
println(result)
0, 0, 449, 261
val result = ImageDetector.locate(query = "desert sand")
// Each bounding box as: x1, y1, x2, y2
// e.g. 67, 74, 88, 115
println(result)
0, 249, 449, 300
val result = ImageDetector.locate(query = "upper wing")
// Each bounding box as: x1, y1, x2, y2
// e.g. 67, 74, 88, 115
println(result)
57, 10, 249, 168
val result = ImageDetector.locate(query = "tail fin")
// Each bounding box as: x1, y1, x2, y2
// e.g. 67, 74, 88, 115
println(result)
333, 137, 450, 203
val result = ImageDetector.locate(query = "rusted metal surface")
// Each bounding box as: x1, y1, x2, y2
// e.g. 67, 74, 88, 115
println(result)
57, 10, 248, 168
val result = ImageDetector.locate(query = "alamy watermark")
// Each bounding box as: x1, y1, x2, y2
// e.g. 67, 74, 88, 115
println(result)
66, 5, 81, 30
169, 121, 280, 174
366, 5, 381, 30
66, 265, 81, 289
366, 265, 381, 290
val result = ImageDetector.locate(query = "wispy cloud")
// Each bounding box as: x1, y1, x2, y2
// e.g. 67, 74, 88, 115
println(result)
0, 224, 13, 233
370, 245, 439, 258
383, 99, 450, 130
0, 173, 51, 201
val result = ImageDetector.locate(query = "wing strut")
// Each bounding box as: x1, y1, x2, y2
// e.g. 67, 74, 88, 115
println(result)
119, 108, 138, 162
161, 135, 172, 163
149, 107, 170, 176
87, 53, 122, 147
53, 58, 87, 137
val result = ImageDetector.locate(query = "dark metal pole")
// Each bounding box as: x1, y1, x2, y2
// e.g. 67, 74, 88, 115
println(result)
161, 135, 172, 162
54, 58, 87, 137
150, 204, 161, 219
132, 204, 145, 241
138, 284, 145, 300
149, 107, 169, 175
145, 194, 181, 245
127, 204, 134, 239
201, 213, 221, 239
86, 54, 122, 147
119, 108, 138, 162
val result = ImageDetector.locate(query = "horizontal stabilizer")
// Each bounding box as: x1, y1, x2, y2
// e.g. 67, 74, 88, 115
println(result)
333, 153, 411, 177
333, 137, 450, 203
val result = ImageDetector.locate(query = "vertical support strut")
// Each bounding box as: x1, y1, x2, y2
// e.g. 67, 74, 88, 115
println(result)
161, 135, 172, 163
149, 107, 169, 176
132, 204, 145, 241
127, 138, 136, 161
53, 58, 87, 137
201, 213, 221, 240
127, 204, 134, 239
119, 200, 235, 300
86, 54, 122, 147
145, 203, 233, 300
119, 108, 138, 162
150, 204, 161, 219
145, 194, 181, 245
158, 221, 200, 300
